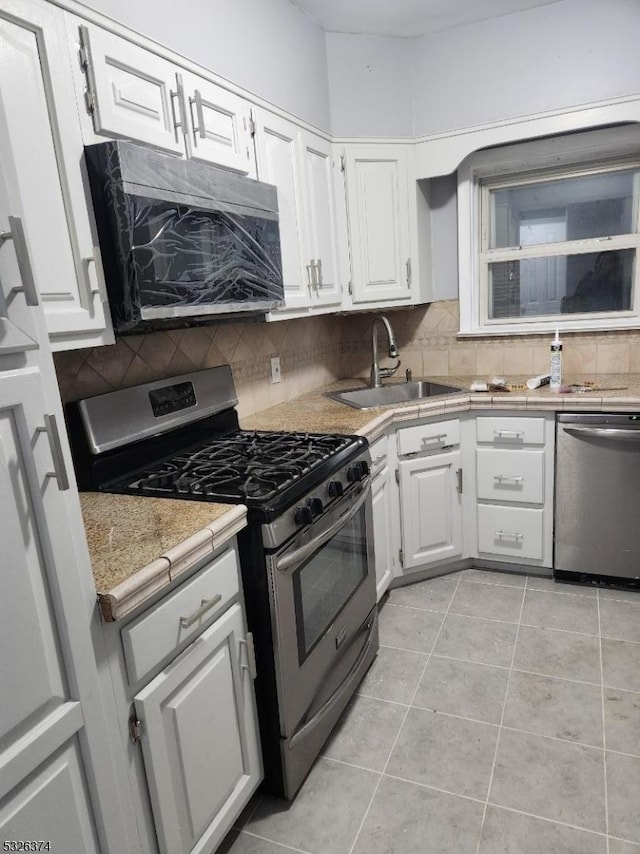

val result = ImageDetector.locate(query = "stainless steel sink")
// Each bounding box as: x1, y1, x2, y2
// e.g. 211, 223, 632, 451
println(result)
325, 380, 463, 410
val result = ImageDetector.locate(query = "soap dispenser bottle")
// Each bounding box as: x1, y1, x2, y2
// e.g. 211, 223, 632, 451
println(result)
550, 328, 563, 391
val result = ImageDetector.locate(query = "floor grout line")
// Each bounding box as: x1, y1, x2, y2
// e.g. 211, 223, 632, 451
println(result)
237, 829, 313, 853
474, 578, 527, 854
347, 572, 465, 854
597, 588, 611, 854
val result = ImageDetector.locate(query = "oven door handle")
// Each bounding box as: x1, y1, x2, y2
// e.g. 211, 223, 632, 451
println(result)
275, 477, 371, 573
288, 610, 377, 750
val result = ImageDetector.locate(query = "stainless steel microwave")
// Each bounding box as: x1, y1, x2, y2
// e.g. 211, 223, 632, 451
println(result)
85, 140, 284, 333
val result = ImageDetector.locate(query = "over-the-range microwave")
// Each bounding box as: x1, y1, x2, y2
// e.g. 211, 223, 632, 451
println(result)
85, 140, 284, 334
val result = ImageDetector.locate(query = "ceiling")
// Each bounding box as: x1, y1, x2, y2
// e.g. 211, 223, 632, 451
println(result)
289, 0, 564, 37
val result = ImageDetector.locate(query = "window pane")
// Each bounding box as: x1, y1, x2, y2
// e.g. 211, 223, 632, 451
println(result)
490, 169, 639, 250
488, 249, 635, 319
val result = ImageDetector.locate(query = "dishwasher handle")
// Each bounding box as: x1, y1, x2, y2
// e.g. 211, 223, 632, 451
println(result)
564, 425, 640, 442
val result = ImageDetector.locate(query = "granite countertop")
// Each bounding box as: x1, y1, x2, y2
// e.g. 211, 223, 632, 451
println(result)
241, 374, 640, 439
85, 372, 640, 621
80, 493, 247, 622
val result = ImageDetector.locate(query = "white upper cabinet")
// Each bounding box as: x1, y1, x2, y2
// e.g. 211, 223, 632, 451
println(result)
342, 145, 413, 307
254, 113, 343, 316
78, 24, 257, 176
0, 0, 113, 350
253, 110, 311, 311
300, 131, 342, 308
79, 24, 184, 154
181, 71, 255, 176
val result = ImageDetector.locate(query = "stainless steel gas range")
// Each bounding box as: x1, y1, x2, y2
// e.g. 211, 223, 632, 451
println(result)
66, 365, 378, 799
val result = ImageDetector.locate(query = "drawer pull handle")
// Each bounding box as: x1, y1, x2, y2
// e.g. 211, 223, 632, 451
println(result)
493, 430, 524, 439
495, 530, 523, 542
372, 455, 386, 466
493, 475, 524, 484
180, 594, 222, 628
422, 433, 447, 444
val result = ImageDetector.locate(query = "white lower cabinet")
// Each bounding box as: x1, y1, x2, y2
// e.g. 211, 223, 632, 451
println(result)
97, 544, 262, 854
474, 414, 554, 568
134, 602, 261, 854
369, 434, 400, 598
398, 447, 463, 570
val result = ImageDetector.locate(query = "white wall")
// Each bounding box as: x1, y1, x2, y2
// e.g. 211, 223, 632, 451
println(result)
326, 33, 413, 137
411, 0, 640, 136
80, 0, 331, 130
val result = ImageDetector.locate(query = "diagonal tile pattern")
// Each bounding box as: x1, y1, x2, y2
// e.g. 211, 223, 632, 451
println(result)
224, 570, 640, 854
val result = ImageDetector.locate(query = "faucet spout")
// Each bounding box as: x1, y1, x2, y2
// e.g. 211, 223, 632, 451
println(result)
370, 315, 401, 388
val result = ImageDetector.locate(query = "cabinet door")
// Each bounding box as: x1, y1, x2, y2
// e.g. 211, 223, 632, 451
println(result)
344, 146, 412, 305
254, 109, 311, 312
134, 603, 261, 854
0, 369, 104, 845
371, 467, 395, 599
80, 24, 183, 154
399, 451, 463, 569
300, 131, 342, 307
0, 744, 100, 853
182, 72, 255, 175
0, 4, 112, 347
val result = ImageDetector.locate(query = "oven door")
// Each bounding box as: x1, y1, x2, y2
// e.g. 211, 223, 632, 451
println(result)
266, 478, 377, 741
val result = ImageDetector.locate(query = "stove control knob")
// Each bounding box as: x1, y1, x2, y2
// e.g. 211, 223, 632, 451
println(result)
347, 460, 370, 482
328, 480, 344, 498
309, 496, 324, 516
294, 504, 314, 526
358, 460, 370, 478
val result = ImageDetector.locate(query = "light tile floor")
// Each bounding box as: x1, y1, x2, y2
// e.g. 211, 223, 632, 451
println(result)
221, 569, 640, 854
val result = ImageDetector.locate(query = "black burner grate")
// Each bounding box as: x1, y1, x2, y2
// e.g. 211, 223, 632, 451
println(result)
126, 430, 353, 502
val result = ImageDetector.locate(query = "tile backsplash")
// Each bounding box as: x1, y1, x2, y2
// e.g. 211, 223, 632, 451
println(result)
54, 301, 640, 419
54, 315, 343, 419
342, 301, 640, 381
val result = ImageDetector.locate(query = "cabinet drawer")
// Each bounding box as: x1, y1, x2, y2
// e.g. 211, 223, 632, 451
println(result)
478, 505, 544, 560
122, 546, 240, 685
476, 448, 544, 504
397, 419, 460, 456
476, 417, 545, 445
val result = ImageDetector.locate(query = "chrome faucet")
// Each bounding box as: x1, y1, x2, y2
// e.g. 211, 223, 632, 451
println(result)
370, 315, 401, 388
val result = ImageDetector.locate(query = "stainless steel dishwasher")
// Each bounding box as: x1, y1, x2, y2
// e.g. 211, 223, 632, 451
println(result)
555, 412, 640, 587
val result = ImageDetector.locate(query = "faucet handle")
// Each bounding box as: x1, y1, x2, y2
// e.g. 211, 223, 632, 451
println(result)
405, 368, 412, 383
379, 359, 401, 380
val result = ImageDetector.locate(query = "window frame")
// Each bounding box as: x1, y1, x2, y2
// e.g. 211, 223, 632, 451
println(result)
458, 125, 640, 336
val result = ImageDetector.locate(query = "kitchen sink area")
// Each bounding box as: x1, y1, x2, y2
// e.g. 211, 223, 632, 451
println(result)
325, 380, 463, 410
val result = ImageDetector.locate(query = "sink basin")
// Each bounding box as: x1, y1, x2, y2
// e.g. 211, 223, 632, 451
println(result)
325, 380, 463, 410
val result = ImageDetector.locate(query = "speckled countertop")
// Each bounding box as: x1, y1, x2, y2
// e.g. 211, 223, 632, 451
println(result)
241, 374, 640, 438
80, 493, 246, 621
85, 373, 640, 621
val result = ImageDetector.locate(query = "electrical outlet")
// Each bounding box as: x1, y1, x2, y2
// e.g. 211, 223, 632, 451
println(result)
270, 356, 282, 384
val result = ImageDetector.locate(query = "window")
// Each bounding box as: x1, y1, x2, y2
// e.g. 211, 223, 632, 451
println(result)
458, 127, 640, 335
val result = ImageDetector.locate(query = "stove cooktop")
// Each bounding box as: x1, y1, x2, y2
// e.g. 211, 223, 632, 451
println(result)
111, 430, 357, 504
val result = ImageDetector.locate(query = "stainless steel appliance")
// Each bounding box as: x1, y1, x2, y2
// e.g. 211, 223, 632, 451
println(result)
66, 365, 378, 799
555, 412, 640, 587
85, 141, 284, 333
